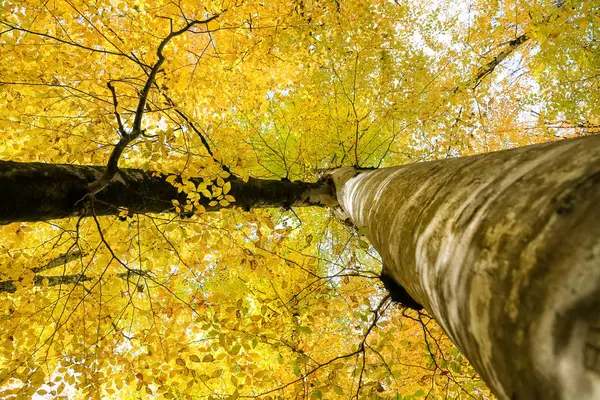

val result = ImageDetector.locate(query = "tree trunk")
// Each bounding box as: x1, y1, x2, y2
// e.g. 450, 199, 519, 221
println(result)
0, 161, 334, 224
3, 136, 599, 399
332, 134, 600, 399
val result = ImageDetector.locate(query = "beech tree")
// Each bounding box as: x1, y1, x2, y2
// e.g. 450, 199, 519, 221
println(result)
0, 0, 598, 399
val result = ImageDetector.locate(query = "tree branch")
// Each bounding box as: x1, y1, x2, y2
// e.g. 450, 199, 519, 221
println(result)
471, 33, 529, 89
107, 81, 126, 135
0, 20, 141, 64
173, 108, 231, 173
31, 248, 83, 274
0, 268, 151, 293
0, 273, 92, 293
87, 14, 221, 195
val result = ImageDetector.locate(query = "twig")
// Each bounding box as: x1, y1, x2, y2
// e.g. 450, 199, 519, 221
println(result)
107, 81, 126, 135
88, 14, 221, 195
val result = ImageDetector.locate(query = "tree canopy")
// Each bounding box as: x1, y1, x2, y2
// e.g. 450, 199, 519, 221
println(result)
0, 0, 598, 398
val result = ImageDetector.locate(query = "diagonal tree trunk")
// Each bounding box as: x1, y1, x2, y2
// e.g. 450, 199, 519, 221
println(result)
332, 134, 600, 399
2, 135, 599, 399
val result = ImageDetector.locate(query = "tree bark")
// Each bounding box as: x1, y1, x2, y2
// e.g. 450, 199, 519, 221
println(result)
0, 162, 335, 224
332, 134, 600, 399
2, 135, 599, 399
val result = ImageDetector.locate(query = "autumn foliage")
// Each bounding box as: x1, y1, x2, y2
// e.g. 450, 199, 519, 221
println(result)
0, 0, 597, 398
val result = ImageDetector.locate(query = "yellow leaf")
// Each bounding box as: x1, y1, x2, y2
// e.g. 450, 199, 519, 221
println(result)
223, 181, 231, 194
206, 19, 219, 31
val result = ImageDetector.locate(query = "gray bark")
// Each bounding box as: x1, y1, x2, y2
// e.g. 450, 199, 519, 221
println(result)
332, 134, 600, 399
2, 134, 599, 398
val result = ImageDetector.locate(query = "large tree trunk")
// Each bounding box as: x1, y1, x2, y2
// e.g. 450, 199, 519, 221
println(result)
0, 162, 334, 224
2, 136, 599, 399
332, 134, 600, 399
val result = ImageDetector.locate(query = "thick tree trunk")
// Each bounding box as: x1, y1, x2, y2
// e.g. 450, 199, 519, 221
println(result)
2, 136, 599, 399
332, 134, 600, 399
0, 162, 334, 224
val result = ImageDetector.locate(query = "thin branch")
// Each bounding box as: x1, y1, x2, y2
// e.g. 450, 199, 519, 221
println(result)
87, 13, 221, 195
354, 295, 391, 399
173, 108, 231, 173
107, 81, 125, 135
471, 33, 529, 89
132, 15, 219, 132
247, 296, 390, 398
0, 20, 136, 62
63, 0, 130, 60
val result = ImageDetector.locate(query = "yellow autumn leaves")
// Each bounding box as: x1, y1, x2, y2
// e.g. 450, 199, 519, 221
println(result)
167, 170, 235, 215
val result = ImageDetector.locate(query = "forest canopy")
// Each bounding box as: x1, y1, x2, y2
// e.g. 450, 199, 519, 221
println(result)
0, 0, 598, 398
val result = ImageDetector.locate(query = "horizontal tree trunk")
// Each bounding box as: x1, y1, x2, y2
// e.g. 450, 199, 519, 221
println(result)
333, 134, 600, 399
0, 162, 334, 224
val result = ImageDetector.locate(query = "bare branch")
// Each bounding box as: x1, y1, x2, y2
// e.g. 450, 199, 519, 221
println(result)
107, 81, 126, 135
471, 33, 529, 89
87, 13, 221, 195
0, 20, 138, 63
173, 109, 231, 173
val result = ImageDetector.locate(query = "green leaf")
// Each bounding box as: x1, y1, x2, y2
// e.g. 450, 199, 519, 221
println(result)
230, 344, 241, 355
299, 326, 312, 334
